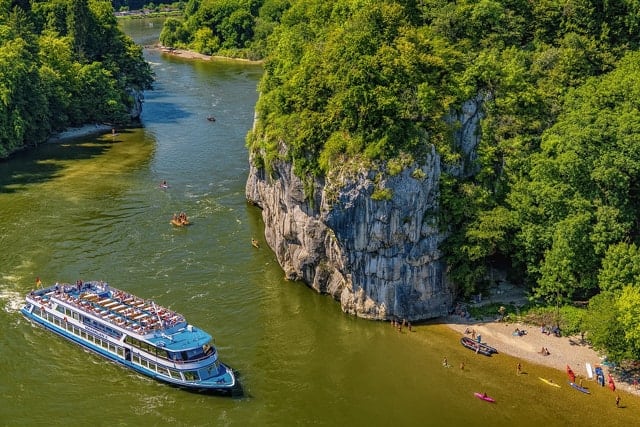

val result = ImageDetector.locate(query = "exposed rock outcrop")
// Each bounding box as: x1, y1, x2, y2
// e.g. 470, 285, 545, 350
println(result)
246, 95, 484, 321
128, 88, 144, 120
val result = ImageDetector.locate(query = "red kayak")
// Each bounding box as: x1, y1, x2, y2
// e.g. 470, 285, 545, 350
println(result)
608, 373, 616, 391
474, 392, 496, 403
567, 365, 576, 382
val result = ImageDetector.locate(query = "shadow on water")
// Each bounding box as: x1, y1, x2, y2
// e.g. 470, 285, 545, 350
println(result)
138, 98, 193, 124
0, 135, 124, 194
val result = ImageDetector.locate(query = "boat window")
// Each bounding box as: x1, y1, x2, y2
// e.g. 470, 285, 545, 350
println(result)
183, 347, 206, 361
184, 371, 199, 381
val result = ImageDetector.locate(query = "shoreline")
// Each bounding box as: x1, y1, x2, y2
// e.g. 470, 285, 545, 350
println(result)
46, 124, 115, 143
148, 45, 264, 64
444, 315, 640, 397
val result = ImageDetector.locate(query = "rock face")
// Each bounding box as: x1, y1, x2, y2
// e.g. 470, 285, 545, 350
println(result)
246, 96, 483, 321
128, 88, 144, 120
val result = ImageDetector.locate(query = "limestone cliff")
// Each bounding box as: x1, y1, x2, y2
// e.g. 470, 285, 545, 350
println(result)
246, 96, 484, 321
128, 89, 144, 120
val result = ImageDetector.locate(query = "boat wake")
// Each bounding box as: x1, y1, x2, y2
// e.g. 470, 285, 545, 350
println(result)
0, 289, 24, 313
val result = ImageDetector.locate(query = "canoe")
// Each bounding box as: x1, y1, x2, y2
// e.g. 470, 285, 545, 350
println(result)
569, 382, 590, 394
539, 377, 561, 388
474, 392, 496, 403
460, 337, 494, 356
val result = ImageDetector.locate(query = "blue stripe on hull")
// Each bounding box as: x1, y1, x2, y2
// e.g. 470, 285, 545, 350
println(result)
21, 308, 236, 394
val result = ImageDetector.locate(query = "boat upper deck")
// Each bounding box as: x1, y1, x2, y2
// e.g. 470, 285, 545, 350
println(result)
28, 281, 187, 337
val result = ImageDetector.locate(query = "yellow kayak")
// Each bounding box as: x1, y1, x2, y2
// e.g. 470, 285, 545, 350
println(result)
539, 377, 561, 388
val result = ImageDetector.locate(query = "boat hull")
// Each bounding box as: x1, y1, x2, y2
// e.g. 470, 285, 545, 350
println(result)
474, 392, 496, 402
569, 382, 590, 394
460, 337, 496, 356
21, 283, 238, 395
539, 377, 561, 388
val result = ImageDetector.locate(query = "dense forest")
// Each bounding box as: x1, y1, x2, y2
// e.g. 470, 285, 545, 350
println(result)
159, 0, 288, 59
0, 0, 153, 158
111, 1, 183, 12
168, 0, 640, 362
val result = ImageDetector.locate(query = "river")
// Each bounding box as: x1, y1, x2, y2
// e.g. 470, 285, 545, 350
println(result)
0, 17, 636, 427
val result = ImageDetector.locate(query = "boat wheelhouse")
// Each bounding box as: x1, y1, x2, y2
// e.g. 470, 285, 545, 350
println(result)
21, 280, 238, 394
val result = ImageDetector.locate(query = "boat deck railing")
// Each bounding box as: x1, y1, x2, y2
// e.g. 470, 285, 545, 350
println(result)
28, 282, 186, 336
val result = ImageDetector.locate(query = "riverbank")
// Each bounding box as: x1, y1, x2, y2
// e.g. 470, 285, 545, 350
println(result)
445, 315, 640, 397
46, 124, 115, 143
150, 45, 264, 64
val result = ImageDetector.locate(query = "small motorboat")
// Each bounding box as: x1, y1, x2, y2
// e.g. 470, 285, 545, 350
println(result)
207, 116, 216, 122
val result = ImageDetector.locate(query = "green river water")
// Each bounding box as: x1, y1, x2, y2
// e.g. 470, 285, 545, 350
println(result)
0, 17, 637, 427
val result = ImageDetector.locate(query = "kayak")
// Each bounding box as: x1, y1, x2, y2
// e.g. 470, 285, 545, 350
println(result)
566, 365, 576, 382
474, 392, 496, 403
569, 382, 590, 394
539, 377, 561, 388
608, 373, 616, 391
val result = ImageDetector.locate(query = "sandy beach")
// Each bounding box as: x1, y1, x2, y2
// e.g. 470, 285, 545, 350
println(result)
445, 315, 640, 396
46, 124, 114, 143
152, 45, 264, 64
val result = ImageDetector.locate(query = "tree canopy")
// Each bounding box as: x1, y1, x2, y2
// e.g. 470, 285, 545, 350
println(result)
172, 0, 640, 360
0, 0, 153, 158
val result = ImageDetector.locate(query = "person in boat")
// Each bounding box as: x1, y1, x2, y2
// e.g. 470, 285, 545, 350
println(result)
251, 238, 260, 248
